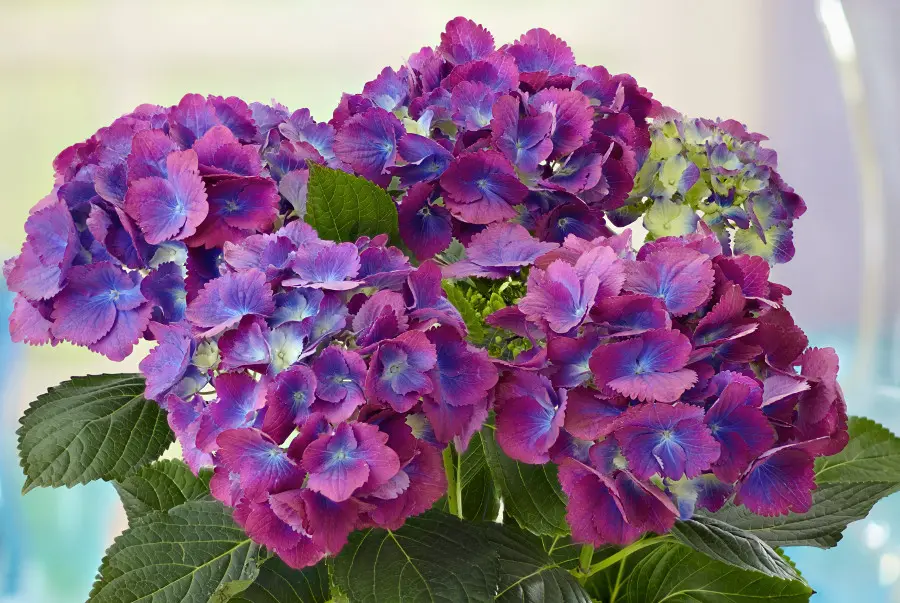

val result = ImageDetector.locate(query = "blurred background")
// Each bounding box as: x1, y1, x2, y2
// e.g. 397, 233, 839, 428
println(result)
0, 0, 897, 600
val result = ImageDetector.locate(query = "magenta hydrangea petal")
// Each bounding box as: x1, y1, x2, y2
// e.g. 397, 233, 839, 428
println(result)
490, 95, 553, 172
288, 242, 361, 291
625, 247, 715, 316
9, 297, 55, 345
519, 259, 597, 334
140, 322, 191, 401
529, 89, 593, 158
125, 149, 208, 244
439, 17, 494, 64
706, 381, 776, 483
216, 427, 304, 502
365, 330, 437, 413
299, 489, 360, 553
398, 183, 453, 261
89, 303, 153, 361
302, 423, 401, 503
162, 394, 212, 473
547, 328, 602, 388
197, 373, 267, 452
186, 269, 275, 337
563, 387, 628, 441
613, 403, 720, 480
235, 498, 325, 570
127, 129, 178, 181
218, 315, 271, 371
558, 459, 641, 547
362, 442, 446, 530
51, 262, 143, 346
141, 262, 187, 324
391, 134, 453, 187
426, 325, 499, 407
507, 28, 575, 76
261, 364, 317, 444
440, 150, 527, 225
311, 346, 367, 423
590, 294, 671, 336
614, 471, 678, 534
441, 53, 519, 94
735, 446, 816, 516
495, 383, 566, 465
333, 108, 405, 185
450, 81, 497, 131
450, 222, 558, 279
589, 329, 697, 403
189, 177, 279, 248
192, 125, 262, 177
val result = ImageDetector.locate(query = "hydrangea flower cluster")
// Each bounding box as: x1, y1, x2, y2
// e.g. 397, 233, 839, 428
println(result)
619, 112, 806, 263
147, 223, 498, 567
330, 17, 658, 258
5, 92, 334, 359
469, 226, 847, 546
5, 16, 848, 572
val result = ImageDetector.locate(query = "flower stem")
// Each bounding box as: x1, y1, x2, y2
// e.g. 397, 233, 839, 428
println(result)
579, 544, 594, 576
443, 445, 463, 519
583, 536, 669, 579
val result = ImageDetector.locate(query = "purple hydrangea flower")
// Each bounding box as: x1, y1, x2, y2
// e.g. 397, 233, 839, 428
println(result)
301, 422, 401, 502
365, 330, 437, 413
186, 269, 276, 337
124, 149, 209, 245
50, 262, 150, 360
589, 329, 697, 403
440, 150, 528, 224
332, 108, 405, 185
443, 222, 558, 279
613, 403, 720, 480
398, 183, 454, 261
311, 346, 367, 423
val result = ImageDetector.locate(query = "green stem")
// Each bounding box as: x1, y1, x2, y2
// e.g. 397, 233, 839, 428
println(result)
442, 445, 463, 519
584, 536, 669, 579
578, 544, 594, 576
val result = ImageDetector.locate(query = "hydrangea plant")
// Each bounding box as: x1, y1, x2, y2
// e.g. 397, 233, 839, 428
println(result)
7, 17, 899, 603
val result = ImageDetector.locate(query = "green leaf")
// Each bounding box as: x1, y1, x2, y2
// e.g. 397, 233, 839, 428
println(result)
113, 459, 212, 521
592, 541, 812, 603
304, 163, 399, 244
483, 523, 591, 603
459, 431, 501, 521
481, 428, 569, 537
333, 510, 499, 603
89, 499, 264, 603
442, 281, 485, 343
18, 373, 173, 492
814, 416, 900, 483
228, 557, 330, 603
670, 516, 803, 581
710, 416, 900, 548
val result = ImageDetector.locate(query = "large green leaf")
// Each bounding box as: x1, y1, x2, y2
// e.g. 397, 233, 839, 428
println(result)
484, 523, 591, 603
459, 431, 501, 521
304, 163, 399, 244
18, 373, 173, 492
592, 541, 812, 603
113, 459, 212, 521
228, 557, 330, 603
89, 499, 264, 603
710, 417, 900, 548
670, 516, 803, 581
481, 429, 569, 536
333, 510, 499, 603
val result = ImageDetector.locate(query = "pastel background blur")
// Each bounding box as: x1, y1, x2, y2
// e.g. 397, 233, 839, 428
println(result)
0, 0, 898, 601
